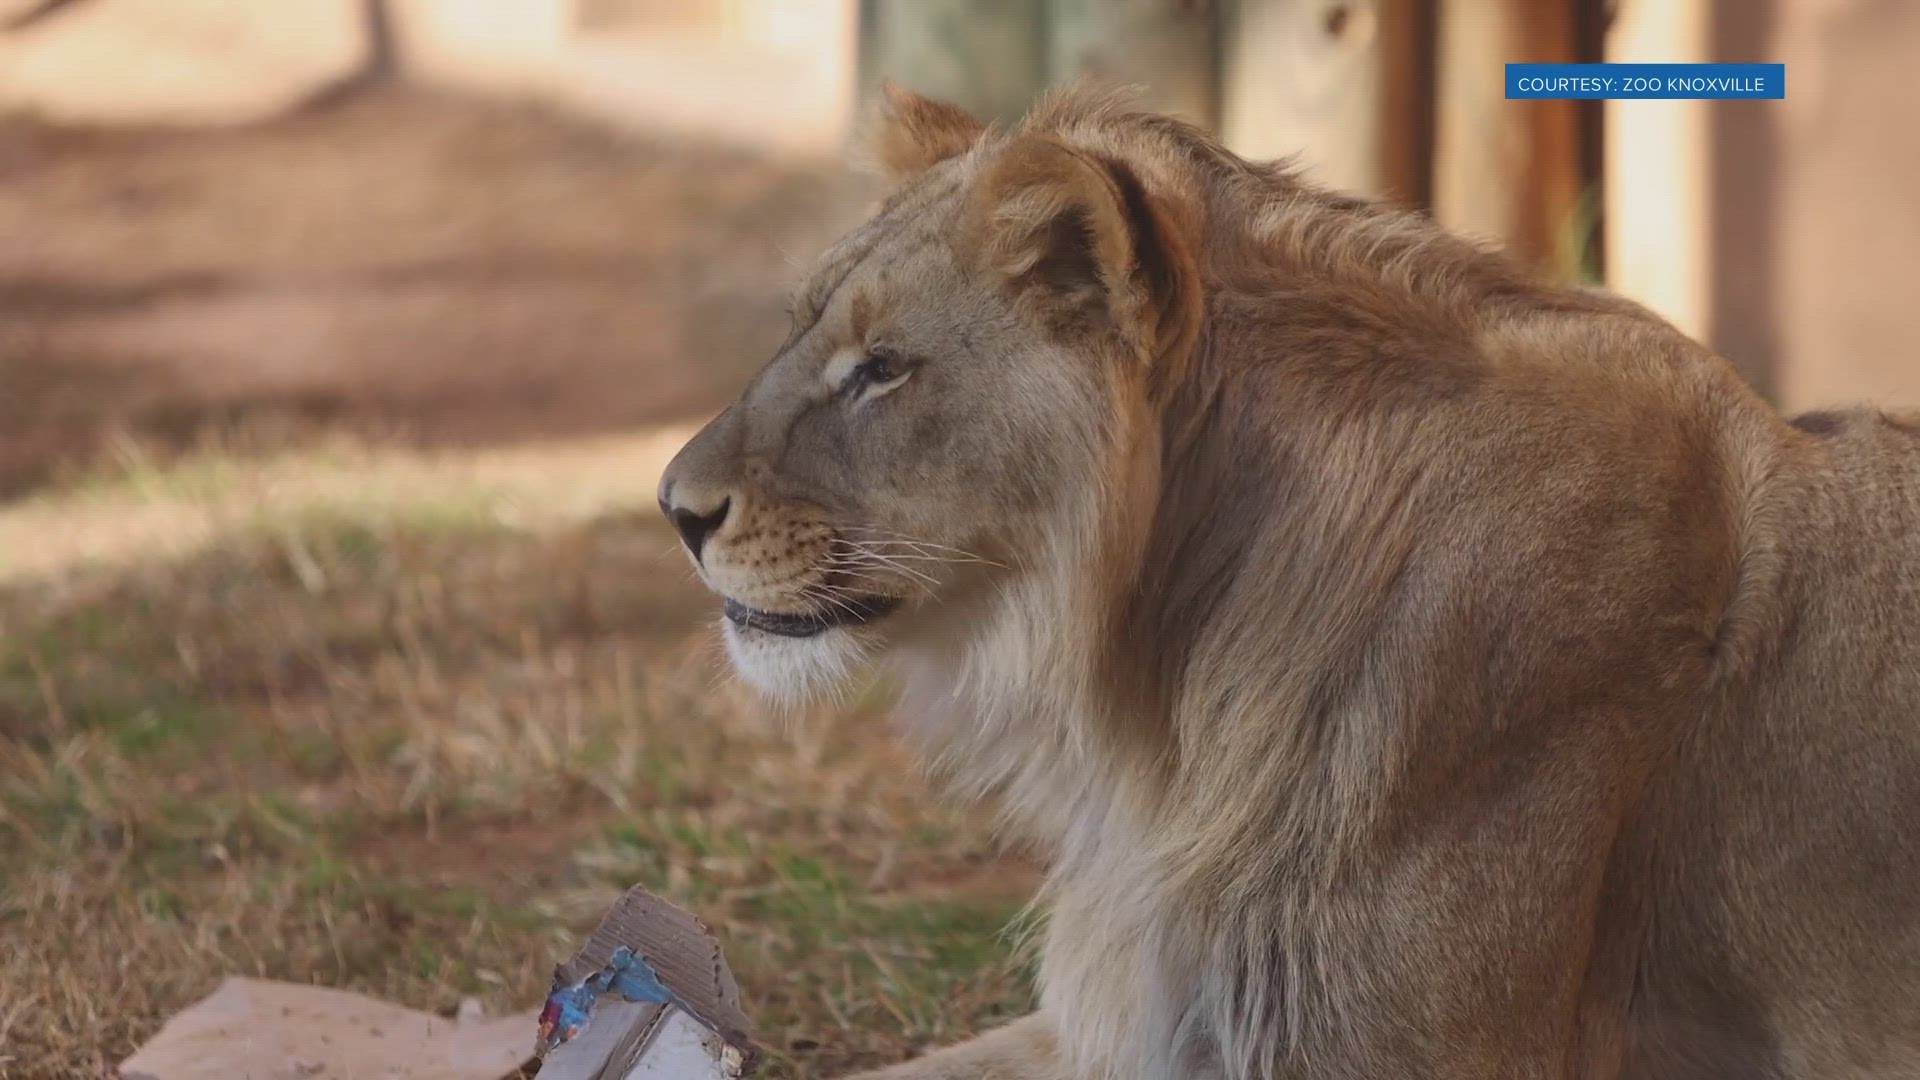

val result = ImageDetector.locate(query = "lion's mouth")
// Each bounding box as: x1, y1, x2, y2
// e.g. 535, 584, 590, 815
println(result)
723, 594, 900, 638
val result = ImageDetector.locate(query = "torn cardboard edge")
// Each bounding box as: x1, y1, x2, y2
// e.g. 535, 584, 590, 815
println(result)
117, 885, 756, 1080
537, 885, 759, 1078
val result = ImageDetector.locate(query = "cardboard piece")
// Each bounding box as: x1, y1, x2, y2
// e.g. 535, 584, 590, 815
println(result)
117, 887, 749, 1080
535, 886, 757, 1079
119, 977, 537, 1080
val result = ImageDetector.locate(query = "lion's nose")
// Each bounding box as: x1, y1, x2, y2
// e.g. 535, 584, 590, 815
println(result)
658, 481, 731, 564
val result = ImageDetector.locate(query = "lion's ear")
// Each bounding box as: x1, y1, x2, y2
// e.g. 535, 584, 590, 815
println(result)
860, 81, 986, 180
969, 134, 1199, 366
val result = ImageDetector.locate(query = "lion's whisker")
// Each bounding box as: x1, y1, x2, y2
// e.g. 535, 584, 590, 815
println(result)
833, 549, 942, 590
840, 539, 984, 557
840, 542, 1008, 573
839, 528, 1001, 564
828, 562, 939, 601
847, 549, 1000, 568
840, 525, 986, 549
797, 582, 870, 622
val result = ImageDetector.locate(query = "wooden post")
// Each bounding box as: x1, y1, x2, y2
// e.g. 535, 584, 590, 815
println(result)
1431, 0, 1587, 273
1602, 0, 1708, 338
1046, 0, 1220, 126
1218, 0, 1433, 203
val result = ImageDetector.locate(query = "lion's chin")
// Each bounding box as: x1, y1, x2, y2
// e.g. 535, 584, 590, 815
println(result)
721, 617, 873, 705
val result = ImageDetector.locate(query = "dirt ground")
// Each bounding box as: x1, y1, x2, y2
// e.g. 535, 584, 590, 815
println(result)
0, 85, 872, 496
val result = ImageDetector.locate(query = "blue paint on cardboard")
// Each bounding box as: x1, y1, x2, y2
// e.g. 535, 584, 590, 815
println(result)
538, 946, 683, 1051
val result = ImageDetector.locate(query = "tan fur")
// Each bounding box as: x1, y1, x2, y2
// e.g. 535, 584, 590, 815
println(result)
658, 87, 1920, 1079
863, 80, 989, 180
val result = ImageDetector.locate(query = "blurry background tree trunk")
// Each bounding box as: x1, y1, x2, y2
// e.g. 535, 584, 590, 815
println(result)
1, 0, 92, 32
292, 0, 401, 113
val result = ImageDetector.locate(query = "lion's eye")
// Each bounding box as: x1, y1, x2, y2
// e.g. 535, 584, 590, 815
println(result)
857, 348, 906, 387
831, 346, 912, 403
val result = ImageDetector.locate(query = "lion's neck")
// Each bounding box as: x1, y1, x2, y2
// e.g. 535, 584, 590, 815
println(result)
895, 341, 1435, 860
891, 492, 1163, 854
888, 358, 1299, 856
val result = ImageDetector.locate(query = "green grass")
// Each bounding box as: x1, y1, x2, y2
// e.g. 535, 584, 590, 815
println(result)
0, 446, 1037, 1079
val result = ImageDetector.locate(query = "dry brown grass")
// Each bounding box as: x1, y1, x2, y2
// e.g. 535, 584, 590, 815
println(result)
0, 436, 1038, 1079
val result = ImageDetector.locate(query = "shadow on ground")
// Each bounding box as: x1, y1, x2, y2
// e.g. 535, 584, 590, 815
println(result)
0, 85, 874, 498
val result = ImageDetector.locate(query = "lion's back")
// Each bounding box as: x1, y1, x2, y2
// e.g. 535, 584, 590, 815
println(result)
1632, 405, 1920, 1078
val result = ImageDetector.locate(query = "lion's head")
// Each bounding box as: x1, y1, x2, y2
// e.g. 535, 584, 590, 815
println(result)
658, 85, 1204, 703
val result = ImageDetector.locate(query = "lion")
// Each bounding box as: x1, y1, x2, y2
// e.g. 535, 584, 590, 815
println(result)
656, 84, 1920, 1079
